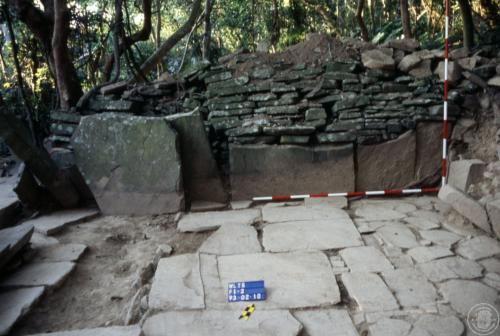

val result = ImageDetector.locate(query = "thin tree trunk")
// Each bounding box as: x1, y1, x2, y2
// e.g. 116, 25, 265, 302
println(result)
457, 0, 475, 50
356, 0, 369, 41
52, 0, 83, 109
202, 0, 212, 60
156, 0, 162, 76
400, 0, 413, 38
131, 0, 202, 82
3, 5, 38, 146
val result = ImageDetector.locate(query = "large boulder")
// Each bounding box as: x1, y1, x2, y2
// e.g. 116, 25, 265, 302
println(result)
166, 110, 227, 204
435, 61, 463, 84
72, 113, 183, 215
230, 144, 355, 200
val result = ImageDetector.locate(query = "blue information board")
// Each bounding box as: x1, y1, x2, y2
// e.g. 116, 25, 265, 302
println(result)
227, 280, 266, 302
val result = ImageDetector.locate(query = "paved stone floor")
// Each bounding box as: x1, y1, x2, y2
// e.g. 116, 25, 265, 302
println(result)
4, 195, 500, 335
144, 196, 500, 336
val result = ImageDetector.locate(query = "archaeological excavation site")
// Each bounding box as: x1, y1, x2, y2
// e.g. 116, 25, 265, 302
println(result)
1, 0, 500, 335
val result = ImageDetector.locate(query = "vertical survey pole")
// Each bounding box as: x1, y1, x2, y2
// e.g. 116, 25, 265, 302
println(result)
442, 0, 450, 187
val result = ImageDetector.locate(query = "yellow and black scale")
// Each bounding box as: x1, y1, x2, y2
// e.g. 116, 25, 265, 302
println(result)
238, 304, 255, 320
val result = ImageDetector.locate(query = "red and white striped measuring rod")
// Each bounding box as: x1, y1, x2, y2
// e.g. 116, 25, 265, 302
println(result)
252, 0, 449, 202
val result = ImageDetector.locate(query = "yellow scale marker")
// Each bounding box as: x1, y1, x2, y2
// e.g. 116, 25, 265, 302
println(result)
239, 304, 255, 320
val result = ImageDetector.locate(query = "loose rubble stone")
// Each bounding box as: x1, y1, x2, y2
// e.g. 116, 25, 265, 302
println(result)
0, 222, 34, 271
72, 114, 184, 215
438, 185, 491, 233
341, 272, 399, 312
486, 199, 500, 239
361, 49, 395, 70
0, 287, 44, 335
382, 268, 438, 308
24, 209, 99, 236
149, 254, 204, 310
339, 246, 393, 273
29, 326, 143, 336
33, 244, 87, 262
398, 53, 422, 72
407, 246, 454, 263
177, 209, 260, 232
417, 256, 483, 282
435, 61, 462, 84
456, 236, 500, 260
376, 224, 420, 248
368, 318, 412, 336
292, 309, 357, 336
440, 279, 499, 315
198, 223, 262, 255
218, 252, 340, 309
0, 262, 75, 289
413, 314, 464, 336
448, 159, 486, 193
419, 230, 462, 248
262, 218, 363, 252
143, 310, 302, 336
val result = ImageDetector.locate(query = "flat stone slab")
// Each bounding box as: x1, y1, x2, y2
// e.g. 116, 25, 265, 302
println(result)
24, 209, 100, 236
404, 216, 440, 230
407, 246, 454, 263
30, 232, 59, 249
0, 287, 44, 335
376, 224, 419, 248
262, 218, 363, 252
0, 222, 34, 270
418, 230, 461, 248
217, 252, 340, 309
33, 244, 87, 262
341, 272, 399, 312
0, 261, 75, 289
413, 314, 464, 336
339, 246, 393, 273
354, 204, 406, 221
230, 200, 253, 210
440, 279, 499, 315
190, 201, 226, 212
456, 236, 500, 260
142, 310, 302, 336
369, 318, 412, 336
262, 205, 349, 223
198, 224, 262, 255
149, 254, 204, 310
382, 268, 437, 308
292, 309, 357, 336
304, 197, 348, 209
177, 209, 260, 232
417, 256, 483, 282
28, 326, 143, 336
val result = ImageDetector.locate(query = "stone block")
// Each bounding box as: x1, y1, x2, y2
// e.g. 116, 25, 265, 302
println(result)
72, 113, 184, 215
0, 262, 75, 289
24, 209, 99, 236
357, 131, 416, 190
292, 309, 357, 336
415, 122, 444, 183
438, 185, 491, 233
28, 326, 143, 336
230, 144, 355, 201
0, 287, 44, 335
0, 222, 34, 271
448, 159, 485, 193
435, 61, 462, 84
167, 110, 228, 203
177, 208, 260, 232
361, 49, 395, 70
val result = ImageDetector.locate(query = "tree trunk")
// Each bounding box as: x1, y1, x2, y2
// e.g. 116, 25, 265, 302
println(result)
0, 107, 80, 208
457, 0, 474, 51
400, 0, 412, 38
131, 0, 202, 82
356, 0, 369, 41
102, 0, 152, 82
202, 0, 212, 61
156, 0, 162, 76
